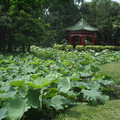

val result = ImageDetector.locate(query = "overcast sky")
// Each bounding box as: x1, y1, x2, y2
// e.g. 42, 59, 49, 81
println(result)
85, 0, 120, 3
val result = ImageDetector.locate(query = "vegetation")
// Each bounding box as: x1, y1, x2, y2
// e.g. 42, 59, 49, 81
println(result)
0, 46, 120, 120
45, 0, 120, 46
76, 45, 85, 51
0, 0, 48, 52
0, 0, 120, 120
55, 99, 120, 120
55, 61, 120, 120
99, 62, 120, 84
53, 45, 120, 51
0, 0, 120, 52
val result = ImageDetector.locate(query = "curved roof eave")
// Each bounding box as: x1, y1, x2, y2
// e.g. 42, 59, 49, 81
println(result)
65, 18, 99, 32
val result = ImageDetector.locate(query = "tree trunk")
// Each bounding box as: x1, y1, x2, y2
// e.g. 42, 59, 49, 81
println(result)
27, 45, 30, 53
22, 43, 25, 52
7, 40, 13, 52
0, 35, 6, 51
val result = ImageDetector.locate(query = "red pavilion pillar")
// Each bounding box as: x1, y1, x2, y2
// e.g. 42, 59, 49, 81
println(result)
80, 32, 84, 45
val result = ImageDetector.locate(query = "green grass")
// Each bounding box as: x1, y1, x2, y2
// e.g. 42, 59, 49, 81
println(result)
55, 100, 120, 120
99, 62, 120, 84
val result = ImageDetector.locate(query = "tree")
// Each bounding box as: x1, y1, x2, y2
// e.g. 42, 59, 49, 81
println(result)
80, 0, 120, 45
0, 0, 120, 51
9, 0, 48, 52
44, 0, 81, 45
112, 14, 120, 46
0, 0, 12, 52
0, 0, 48, 52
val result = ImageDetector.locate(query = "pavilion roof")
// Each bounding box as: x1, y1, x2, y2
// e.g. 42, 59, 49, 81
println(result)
66, 18, 99, 31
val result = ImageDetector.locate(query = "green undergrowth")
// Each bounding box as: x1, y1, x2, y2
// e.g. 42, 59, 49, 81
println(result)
0, 47, 120, 120
55, 99, 120, 120
99, 62, 120, 84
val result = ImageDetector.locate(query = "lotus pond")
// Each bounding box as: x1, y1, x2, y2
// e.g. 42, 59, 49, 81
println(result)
0, 47, 120, 120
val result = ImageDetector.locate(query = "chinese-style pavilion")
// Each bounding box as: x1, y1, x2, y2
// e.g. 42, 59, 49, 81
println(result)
66, 18, 99, 46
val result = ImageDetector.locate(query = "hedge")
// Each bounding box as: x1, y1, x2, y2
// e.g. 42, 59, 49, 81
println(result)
76, 45, 84, 51
53, 45, 120, 51
85, 45, 104, 52
65, 45, 73, 51
53, 45, 65, 50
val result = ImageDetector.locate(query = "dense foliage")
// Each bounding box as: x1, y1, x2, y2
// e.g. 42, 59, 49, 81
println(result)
45, 0, 120, 46
0, 0, 120, 119
0, 46, 120, 119
54, 44, 120, 51
0, 0, 120, 52
0, 0, 48, 52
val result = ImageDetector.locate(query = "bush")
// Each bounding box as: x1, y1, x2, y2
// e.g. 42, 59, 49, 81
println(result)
85, 45, 112, 52
65, 45, 73, 51
53, 45, 65, 50
76, 45, 84, 51
52, 44, 119, 52
115, 46, 120, 51
92, 46, 104, 52
85, 45, 93, 50
85, 45, 104, 52
104, 46, 115, 51
30, 46, 57, 60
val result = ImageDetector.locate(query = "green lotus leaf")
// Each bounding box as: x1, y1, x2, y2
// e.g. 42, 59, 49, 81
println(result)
0, 108, 7, 120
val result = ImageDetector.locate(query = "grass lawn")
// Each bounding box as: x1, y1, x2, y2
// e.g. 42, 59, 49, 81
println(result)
55, 100, 120, 120
99, 62, 120, 84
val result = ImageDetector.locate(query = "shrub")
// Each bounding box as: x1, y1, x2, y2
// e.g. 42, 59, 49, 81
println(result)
65, 45, 73, 51
104, 46, 115, 51
85, 45, 105, 52
85, 45, 93, 50
92, 46, 104, 52
114, 46, 120, 51
53, 45, 65, 50
76, 45, 84, 51
52, 44, 118, 51
30, 46, 57, 60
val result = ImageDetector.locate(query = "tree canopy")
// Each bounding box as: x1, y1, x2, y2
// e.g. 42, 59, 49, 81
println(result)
0, 0, 120, 52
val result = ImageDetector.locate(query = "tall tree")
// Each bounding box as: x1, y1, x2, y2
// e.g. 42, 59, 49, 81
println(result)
112, 14, 120, 46
9, 0, 48, 52
80, 0, 120, 45
0, 0, 48, 52
44, 0, 81, 45
0, 0, 12, 51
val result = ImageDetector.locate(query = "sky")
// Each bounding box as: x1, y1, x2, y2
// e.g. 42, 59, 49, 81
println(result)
85, 0, 120, 3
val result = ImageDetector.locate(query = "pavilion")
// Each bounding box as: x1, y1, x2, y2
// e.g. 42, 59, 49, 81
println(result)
66, 18, 99, 46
